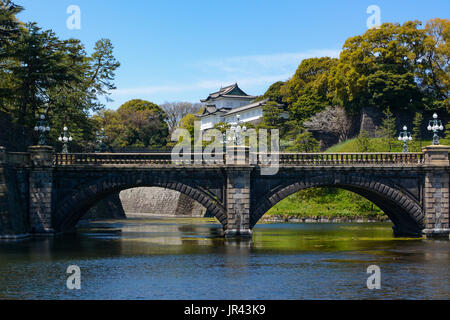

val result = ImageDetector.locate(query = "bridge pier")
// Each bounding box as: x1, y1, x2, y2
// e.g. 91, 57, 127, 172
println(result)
28, 146, 55, 235
423, 145, 450, 239
1, 144, 450, 241
423, 146, 450, 239
224, 167, 252, 238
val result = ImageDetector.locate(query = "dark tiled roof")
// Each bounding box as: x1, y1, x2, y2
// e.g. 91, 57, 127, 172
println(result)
200, 83, 256, 102
197, 99, 274, 118
197, 105, 231, 117
225, 99, 269, 115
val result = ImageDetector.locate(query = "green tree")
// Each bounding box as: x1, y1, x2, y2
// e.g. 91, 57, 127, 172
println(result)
115, 99, 168, 148
0, 0, 23, 111
329, 20, 449, 114
286, 130, 320, 152
178, 113, 197, 144
0, 2, 121, 151
356, 130, 371, 152
213, 121, 231, 133
92, 109, 124, 149
7, 22, 71, 126
88, 38, 121, 104
259, 101, 286, 130
423, 18, 450, 111
93, 100, 168, 150
444, 123, 450, 143
281, 57, 337, 122
377, 106, 397, 152
255, 81, 285, 104
412, 112, 424, 150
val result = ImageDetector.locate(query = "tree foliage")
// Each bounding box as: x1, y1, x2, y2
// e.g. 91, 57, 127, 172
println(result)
259, 101, 286, 129
94, 99, 169, 149
0, 1, 120, 151
255, 81, 284, 104
256, 18, 449, 152
329, 20, 449, 113
285, 130, 320, 153
356, 130, 371, 152
377, 106, 396, 152
412, 112, 424, 150
281, 57, 338, 120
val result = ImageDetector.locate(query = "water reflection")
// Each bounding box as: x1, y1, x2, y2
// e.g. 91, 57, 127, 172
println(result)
0, 217, 448, 300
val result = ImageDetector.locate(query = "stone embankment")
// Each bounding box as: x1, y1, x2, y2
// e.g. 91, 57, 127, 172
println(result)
85, 187, 209, 219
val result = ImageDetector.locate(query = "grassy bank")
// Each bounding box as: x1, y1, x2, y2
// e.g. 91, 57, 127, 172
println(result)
325, 138, 439, 153
266, 187, 385, 220
267, 137, 448, 220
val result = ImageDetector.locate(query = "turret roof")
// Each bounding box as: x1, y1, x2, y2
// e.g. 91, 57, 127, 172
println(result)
200, 83, 256, 103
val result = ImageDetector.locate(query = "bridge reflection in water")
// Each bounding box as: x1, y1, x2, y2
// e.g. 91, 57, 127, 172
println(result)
0, 218, 449, 299
0, 145, 449, 240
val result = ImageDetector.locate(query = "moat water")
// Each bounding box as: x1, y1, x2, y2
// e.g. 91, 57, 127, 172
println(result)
0, 218, 448, 300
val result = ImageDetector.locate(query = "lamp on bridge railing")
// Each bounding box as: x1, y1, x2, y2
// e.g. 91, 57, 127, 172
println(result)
95, 127, 108, 153
230, 114, 247, 146
34, 113, 50, 146
58, 125, 73, 154
427, 113, 444, 145
398, 125, 412, 153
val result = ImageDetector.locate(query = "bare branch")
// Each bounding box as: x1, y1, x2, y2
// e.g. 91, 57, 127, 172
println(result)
303, 106, 352, 142
160, 101, 202, 133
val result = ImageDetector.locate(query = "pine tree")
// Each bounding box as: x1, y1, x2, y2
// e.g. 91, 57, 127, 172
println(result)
377, 106, 396, 152
412, 112, 423, 150
356, 130, 371, 152
286, 130, 319, 152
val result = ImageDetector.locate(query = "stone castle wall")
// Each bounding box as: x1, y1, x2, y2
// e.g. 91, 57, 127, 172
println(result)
85, 187, 209, 219
119, 187, 207, 217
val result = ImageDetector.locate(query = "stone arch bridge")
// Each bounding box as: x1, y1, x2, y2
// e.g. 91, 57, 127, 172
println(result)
0, 145, 449, 239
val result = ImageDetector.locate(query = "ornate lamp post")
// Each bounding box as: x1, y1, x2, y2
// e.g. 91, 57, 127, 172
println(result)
34, 113, 50, 145
222, 132, 228, 145
58, 125, 73, 154
96, 127, 107, 152
229, 114, 247, 146
427, 113, 444, 145
398, 125, 412, 153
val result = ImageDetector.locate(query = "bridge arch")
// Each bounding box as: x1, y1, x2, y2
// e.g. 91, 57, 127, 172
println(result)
252, 172, 425, 236
53, 172, 227, 232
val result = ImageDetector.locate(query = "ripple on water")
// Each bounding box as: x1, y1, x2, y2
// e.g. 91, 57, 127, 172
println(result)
0, 218, 448, 299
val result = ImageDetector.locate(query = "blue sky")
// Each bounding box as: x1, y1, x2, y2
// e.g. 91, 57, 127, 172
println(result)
17, 0, 449, 110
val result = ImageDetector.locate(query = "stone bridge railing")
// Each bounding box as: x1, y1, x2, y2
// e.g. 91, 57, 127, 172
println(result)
53, 151, 425, 166
275, 152, 424, 165
1, 145, 449, 240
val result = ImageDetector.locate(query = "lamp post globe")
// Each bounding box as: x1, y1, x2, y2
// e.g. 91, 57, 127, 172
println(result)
398, 125, 412, 153
34, 113, 50, 146
59, 125, 72, 154
96, 127, 108, 153
428, 113, 444, 145
232, 114, 247, 146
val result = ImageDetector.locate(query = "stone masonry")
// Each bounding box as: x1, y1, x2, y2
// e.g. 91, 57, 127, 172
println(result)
0, 144, 449, 239
28, 146, 54, 234
423, 146, 450, 238
225, 168, 252, 237
118, 187, 208, 217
